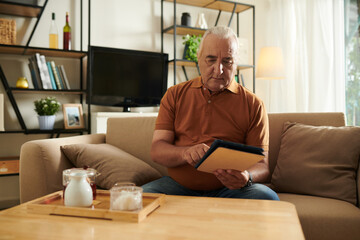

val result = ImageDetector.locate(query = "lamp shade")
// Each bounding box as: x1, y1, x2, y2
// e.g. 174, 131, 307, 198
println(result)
256, 47, 285, 80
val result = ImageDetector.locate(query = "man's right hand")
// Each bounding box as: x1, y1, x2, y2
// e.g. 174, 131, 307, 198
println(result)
151, 129, 210, 168
182, 143, 210, 167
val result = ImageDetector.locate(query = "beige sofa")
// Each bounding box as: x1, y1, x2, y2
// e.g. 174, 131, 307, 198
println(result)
20, 112, 360, 240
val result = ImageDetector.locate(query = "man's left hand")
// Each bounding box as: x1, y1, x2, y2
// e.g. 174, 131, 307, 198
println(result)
213, 169, 249, 189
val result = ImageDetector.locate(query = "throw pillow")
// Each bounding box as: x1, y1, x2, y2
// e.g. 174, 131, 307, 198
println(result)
271, 122, 360, 205
60, 143, 162, 189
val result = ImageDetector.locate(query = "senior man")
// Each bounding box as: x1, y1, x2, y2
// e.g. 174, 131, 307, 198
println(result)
142, 26, 279, 200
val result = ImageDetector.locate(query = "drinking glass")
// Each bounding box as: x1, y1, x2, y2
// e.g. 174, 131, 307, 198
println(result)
110, 185, 143, 211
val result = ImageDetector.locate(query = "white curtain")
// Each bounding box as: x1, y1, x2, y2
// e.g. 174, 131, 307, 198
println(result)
264, 0, 345, 113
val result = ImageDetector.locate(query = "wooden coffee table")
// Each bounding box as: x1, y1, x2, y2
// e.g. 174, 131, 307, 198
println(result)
0, 191, 304, 239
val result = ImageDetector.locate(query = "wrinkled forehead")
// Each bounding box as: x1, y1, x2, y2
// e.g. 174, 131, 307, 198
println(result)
201, 34, 238, 58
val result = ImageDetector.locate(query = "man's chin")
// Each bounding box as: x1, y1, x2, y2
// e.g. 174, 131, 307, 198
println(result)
207, 84, 226, 92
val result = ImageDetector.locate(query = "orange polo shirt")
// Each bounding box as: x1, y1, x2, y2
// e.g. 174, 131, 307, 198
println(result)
155, 76, 269, 190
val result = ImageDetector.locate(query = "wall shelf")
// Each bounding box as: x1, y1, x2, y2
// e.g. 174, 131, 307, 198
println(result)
163, 25, 206, 36
0, 1, 42, 18
164, 0, 252, 13
9, 88, 87, 94
0, 44, 87, 58
0, 128, 86, 137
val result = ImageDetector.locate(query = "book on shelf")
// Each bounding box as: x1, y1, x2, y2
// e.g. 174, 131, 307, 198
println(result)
35, 53, 52, 89
194, 139, 265, 173
28, 60, 39, 89
46, 62, 57, 90
59, 65, 71, 89
39, 55, 53, 89
29, 56, 43, 89
55, 65, 66, 89
50, 61, 63, 90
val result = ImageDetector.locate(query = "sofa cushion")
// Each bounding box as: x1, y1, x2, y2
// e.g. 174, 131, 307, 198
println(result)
278, 193, 360, 240
60, 143, 162, 189
271, 122, 360, 205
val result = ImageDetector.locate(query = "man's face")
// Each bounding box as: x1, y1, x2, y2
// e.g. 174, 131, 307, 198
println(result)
198, 34, 238, 92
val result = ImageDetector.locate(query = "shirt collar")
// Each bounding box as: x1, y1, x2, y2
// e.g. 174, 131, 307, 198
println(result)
190, 76, 240, 94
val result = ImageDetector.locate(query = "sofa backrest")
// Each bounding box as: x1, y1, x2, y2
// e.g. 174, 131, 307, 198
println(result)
106, 112, 347, 180
106, 116, 168, 176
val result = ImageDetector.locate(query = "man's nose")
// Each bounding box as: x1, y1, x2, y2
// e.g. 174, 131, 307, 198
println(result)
214, 61, 224, 75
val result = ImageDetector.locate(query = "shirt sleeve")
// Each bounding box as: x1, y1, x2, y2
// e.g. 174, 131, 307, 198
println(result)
155, 86, 176, 131
246, 100, 269, 151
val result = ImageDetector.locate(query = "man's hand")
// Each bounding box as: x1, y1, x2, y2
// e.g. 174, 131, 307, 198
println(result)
182, 143, 210, 167
213, 169, 249, 189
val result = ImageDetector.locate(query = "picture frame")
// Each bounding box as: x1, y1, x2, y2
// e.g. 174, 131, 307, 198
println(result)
62, 104, 84, 129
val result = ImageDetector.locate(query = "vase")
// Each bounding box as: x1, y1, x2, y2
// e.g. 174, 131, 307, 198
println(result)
38, 115, 56, 130
64, 171, 93, 207
195, 13, 207, 29
181, 12, 191, 26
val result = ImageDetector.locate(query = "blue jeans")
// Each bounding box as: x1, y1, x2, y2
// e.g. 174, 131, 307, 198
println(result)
142, 176, 279, 200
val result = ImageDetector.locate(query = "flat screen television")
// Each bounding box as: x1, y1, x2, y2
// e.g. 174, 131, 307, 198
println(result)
87, 46, 168, 112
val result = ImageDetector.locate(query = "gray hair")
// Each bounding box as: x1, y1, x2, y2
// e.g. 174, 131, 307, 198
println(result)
197, 26, 239, 59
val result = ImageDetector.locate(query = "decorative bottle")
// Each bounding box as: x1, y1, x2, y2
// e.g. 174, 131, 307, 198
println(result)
49, 12, 58, 49
64, 171, 93, 207
63, 12, 71, 50
195, 13, 208, 29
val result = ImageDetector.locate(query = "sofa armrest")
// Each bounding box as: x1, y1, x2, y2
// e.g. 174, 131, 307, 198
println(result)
19, 134, 106, 203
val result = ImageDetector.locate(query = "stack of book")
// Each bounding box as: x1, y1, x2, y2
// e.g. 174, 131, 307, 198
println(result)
28, 53, 71, 90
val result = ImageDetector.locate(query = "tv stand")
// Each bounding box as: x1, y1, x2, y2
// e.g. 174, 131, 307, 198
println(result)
123, 107, 131, 112
91, 112, 158, 133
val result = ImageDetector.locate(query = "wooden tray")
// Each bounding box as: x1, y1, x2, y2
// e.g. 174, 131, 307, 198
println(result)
27, 190, 165, 222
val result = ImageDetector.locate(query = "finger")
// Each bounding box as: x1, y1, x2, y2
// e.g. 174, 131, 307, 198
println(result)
214, 174, 236, 189
202, 143, 210, 151
219, 169, 239, 182
225, 169, 244, 179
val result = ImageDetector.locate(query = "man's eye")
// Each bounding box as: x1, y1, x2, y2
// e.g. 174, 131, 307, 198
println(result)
206, 59, 217, 65
223, 60, 233, 66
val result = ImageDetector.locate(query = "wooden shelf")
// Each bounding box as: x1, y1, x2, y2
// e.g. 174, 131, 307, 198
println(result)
169, 59, 198, 67
9, 88, 87, 94
237, 64, 255, 70
0, 1, 42, 18
164, 0, 253, 13
0, 157, 19, 176
0, 130, 25, 134
25, 128, 88, 134
0, 44, 87, 58
0, 128, 87, 134
169, 59, 254, 70
164, 26, 206, 36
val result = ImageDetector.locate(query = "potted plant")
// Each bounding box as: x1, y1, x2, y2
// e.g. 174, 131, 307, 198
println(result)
34, 97, 61, 130
182, 34, 202, 62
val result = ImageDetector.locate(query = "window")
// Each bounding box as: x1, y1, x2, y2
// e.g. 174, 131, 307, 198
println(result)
345, 0, 360, 125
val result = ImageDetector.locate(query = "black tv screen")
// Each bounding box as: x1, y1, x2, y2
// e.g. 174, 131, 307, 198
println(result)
87, 46, 168, 111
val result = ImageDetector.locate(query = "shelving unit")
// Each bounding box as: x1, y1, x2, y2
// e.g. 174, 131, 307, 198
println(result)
161, 0, 255, 92
0, 0, 89, 136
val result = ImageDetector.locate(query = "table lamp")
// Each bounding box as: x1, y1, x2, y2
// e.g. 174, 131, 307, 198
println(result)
256, 47, 285, 80
256, 47, 285, 111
